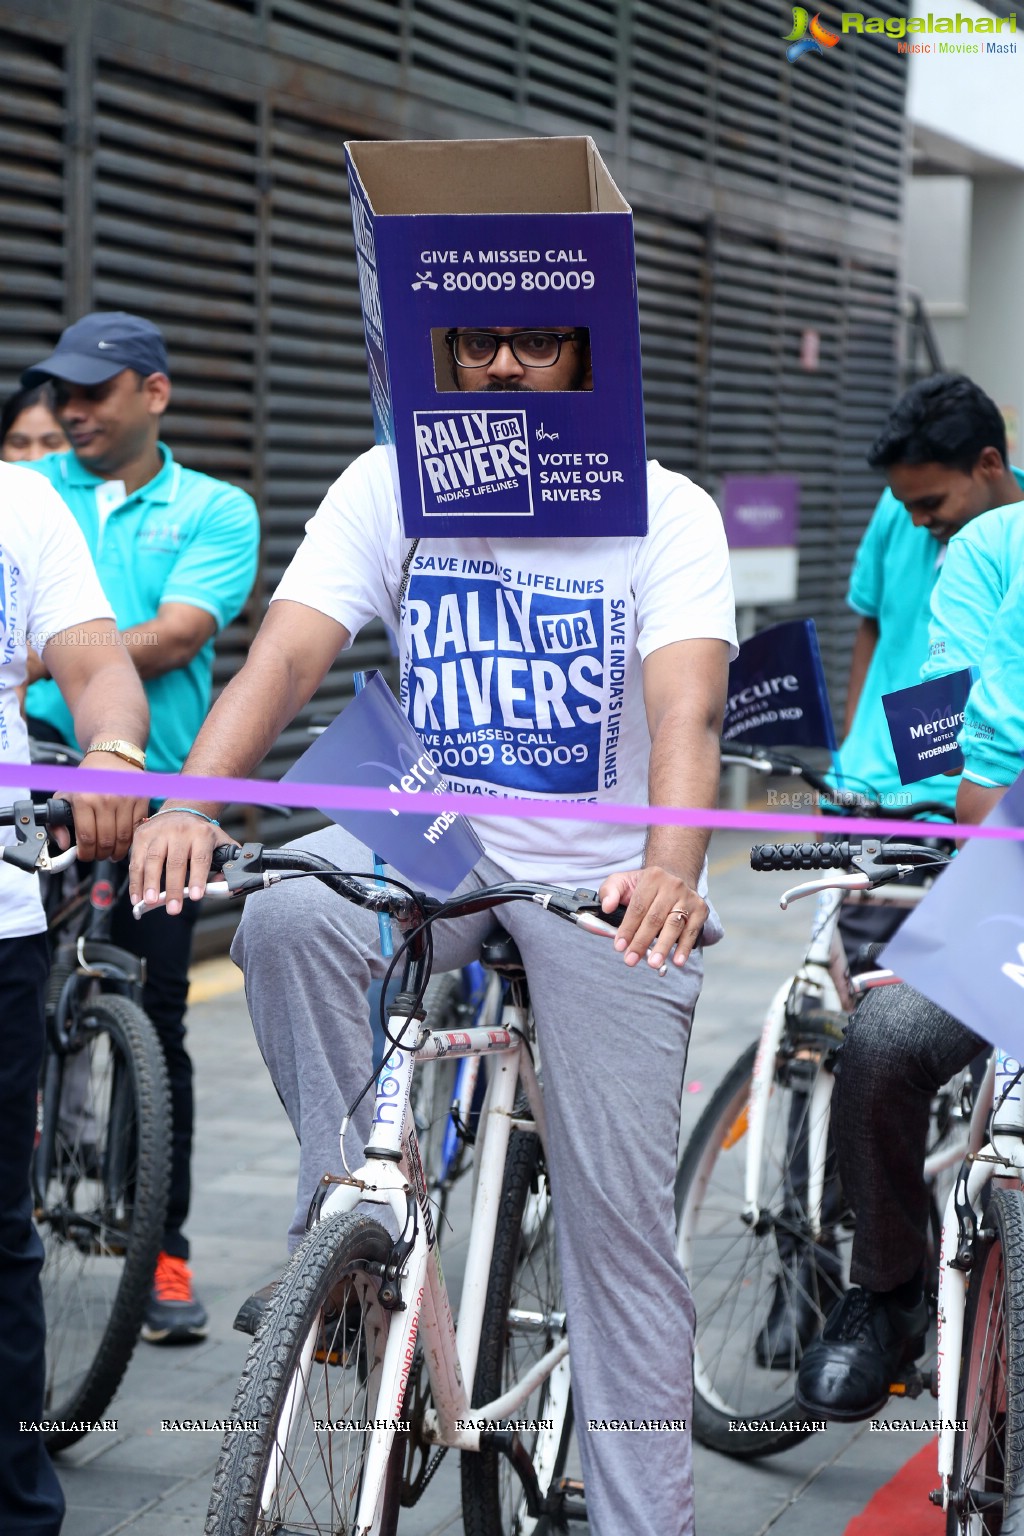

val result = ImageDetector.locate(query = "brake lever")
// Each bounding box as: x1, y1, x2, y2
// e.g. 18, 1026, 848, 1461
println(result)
535, 889, 668, 975
779, 871, 873, 909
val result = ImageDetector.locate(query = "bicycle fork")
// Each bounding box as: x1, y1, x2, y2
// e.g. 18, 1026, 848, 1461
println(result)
743, 979, 835, 1241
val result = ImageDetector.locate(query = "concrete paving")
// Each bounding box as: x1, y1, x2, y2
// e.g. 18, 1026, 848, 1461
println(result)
48, 829, 944, 1534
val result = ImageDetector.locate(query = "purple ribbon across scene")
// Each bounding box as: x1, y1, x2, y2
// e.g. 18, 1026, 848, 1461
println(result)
1, 760, 1022, 843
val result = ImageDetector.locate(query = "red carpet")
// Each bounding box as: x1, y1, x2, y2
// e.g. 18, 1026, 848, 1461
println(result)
844, 1439, 944, 1534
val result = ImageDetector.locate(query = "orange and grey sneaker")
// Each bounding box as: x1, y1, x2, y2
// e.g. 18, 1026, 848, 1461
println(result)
141, 1252, 209, 1344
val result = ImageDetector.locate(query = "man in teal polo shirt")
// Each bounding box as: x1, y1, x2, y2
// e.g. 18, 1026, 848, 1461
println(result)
831, 373, 1023, 969
22, 311, 259, 1343
839, 373, 1024, 810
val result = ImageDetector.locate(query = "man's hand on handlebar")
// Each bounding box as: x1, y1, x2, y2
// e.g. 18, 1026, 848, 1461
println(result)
599, 864, 707, 971
129, 806, 237, 916
66, 754, 150, 862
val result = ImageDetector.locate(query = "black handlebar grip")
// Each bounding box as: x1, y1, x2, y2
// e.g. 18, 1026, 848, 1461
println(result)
45, 797, 74, 830
749, 841, 852, 872
211, 842, 242, 872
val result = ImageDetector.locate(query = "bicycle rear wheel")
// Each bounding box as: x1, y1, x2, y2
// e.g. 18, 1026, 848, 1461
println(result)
675, 1032, 851, 1459
947, 1186, 1024, 1535
34, 992, 169, 1451
205, 1211, 403, 1536
461, 1129, 574, 1536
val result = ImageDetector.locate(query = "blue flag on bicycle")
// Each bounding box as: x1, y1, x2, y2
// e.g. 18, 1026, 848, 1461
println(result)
881, 668, 974, 785
722, 620, 838, 751
883, 771, 1024, 1058
283, 672, 484, 897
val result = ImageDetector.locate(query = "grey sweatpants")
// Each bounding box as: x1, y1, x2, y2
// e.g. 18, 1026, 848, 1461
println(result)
231, 822, 711, 1536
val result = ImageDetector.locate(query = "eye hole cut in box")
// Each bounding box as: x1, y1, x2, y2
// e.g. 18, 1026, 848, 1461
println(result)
346, 136, 646, 538
431, 326, 593, 393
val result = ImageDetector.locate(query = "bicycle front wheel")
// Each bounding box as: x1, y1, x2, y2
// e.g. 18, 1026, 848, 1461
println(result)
461, 1129, 574, 1536
947, 1186, 1024, 1536
675, 1032, 851, 1459
34, 992, 170, 1450
205, 1211, 404, 1536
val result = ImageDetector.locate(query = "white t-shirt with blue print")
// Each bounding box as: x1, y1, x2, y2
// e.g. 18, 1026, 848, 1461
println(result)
273, 445, 737, 885
0, 464, 114, 936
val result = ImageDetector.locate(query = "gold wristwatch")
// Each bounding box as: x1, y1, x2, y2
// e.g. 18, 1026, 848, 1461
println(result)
87, 739, 147, 770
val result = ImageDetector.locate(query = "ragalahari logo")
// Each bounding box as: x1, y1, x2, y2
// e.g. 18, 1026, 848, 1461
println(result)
784, 7, 841, 61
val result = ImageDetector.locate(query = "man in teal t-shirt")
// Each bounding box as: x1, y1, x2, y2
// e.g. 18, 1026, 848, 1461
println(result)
839, 374, 1024, 810
827, 375, 1023, 980
795, 561, 1024, 1426
21, 311, 259, 1345
923, 500, 1024, 684
958, 567, 1024, 798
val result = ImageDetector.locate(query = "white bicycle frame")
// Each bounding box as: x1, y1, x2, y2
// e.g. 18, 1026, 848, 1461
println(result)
750, 855, 1014, 1518
742, 882, 934, 1234
291, 984, 563, 1536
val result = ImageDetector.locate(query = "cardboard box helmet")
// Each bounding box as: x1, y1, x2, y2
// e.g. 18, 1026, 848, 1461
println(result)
345, 136, 647, 539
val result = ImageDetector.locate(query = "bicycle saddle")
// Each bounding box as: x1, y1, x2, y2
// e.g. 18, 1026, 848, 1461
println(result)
479, 925, 525, 978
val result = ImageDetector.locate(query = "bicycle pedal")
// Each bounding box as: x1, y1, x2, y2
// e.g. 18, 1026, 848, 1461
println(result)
889, 1368, 926, 1400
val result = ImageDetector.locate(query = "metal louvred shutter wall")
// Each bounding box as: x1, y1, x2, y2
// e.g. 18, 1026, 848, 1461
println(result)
410, 1, 519, 103
271, 0, 404, 59
262, 108, 395, 840
628, 0, 712, 174
523, 0, 619, 135
700, 228, 902, 708
632, 209, 707, 476
0, 29, 67, 381
0, 0, 912, 815
91, 56, 262, 845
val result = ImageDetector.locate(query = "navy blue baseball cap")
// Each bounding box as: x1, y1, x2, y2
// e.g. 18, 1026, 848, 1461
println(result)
22, 311, 169, 387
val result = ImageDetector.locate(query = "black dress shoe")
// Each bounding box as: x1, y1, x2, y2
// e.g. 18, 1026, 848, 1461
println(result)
233, 1280, 279, 1336
234, 1279, 363, 1371
755, 1248, 845, 1369
794, 1286, 928, 1422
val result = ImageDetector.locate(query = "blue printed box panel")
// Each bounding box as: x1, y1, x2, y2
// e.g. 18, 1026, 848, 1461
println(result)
346, 137, 647, 540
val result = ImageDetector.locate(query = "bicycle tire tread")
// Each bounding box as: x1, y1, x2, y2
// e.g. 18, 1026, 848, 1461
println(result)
43, 994, 170, 1452
205, 1211, 396, 1536
675, 1038, 827, 1461
949, 1187, 1024, 1534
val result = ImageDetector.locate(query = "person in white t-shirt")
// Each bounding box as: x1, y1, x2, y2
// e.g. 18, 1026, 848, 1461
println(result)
0, 462, 149, 1536
130, 326, 737, 1536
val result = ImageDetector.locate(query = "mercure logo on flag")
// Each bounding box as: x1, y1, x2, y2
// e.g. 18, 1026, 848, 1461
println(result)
722, 620, 837, 751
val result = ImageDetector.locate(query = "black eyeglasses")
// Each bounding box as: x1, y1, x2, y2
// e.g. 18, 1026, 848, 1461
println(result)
445, 330, 579, 368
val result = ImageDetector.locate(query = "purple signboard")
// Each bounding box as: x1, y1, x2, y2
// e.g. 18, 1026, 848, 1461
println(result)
721, 475, 800, 549
346, 138, 648, 541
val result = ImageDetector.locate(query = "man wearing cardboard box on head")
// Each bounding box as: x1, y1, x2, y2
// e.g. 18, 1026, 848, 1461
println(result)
131, 138, 736, 1536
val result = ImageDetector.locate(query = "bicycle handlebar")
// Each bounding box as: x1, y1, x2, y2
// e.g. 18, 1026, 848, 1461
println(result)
0, 797, 78, 872
721, 740, 956, 823
750, 841, 851, 872
750, 840, 952, 875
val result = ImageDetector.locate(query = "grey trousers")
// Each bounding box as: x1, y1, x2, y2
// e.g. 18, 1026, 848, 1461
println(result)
833, 982, 986, 1291
231, 823, 711, 1536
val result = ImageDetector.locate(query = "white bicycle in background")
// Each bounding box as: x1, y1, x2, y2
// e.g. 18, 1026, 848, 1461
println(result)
675, 803, 965, 1461
723, 835, 1023, 1535
141, 838, 649, 1536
